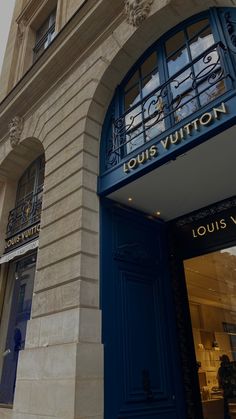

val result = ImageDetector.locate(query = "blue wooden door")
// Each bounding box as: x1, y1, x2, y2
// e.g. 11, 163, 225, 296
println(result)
101, 202, 186, 419
0, 253, 36, 404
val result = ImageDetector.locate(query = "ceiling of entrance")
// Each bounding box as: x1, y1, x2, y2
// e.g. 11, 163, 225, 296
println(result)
108, 125, 236, 221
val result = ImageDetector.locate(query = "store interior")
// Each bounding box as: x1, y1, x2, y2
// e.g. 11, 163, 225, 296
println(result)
184, 246, 236, 418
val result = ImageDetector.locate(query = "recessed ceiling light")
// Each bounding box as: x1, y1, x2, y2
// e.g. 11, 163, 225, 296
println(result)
156, 211, 161, 216
128, 197, 132, 202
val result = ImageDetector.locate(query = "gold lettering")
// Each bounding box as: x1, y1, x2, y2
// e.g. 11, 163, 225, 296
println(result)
192, 118, 199, 131
149, 145, 158, 157
137, 152, 146, 164
207, 223, 215, 233
161, 137, 170, 149
192, 229, 197, 238
197, 226, 206, 236
200, 112, 212, 126
179, 127, 184, 139
184, 123, 192, 135
230, 216, 236, 225
220, 219, 227, 229
128, 158, 138, 170
213, 102, 227, 119
123, 163, 129, 173
170, 131, 180, 144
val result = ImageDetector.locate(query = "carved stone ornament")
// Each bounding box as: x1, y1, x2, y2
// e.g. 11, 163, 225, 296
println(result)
9, 116, 24, 148
17, 18, 27, 41
125, 0, 154, 27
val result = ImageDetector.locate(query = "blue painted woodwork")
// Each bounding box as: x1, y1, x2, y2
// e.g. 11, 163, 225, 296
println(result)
0, 254, 36, 404
99, 7, 236, 195
101, 200, 187, 418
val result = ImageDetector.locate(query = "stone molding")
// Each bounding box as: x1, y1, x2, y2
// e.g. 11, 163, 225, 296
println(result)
124, 0, 154, 26
9, 116, 24, 148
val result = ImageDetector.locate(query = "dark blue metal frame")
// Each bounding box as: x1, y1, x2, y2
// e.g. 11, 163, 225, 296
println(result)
99, 7, 236, 196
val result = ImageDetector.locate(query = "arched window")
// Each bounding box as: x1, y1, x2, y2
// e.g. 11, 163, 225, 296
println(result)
6, 154, 45, 240
102, 8, 236, 173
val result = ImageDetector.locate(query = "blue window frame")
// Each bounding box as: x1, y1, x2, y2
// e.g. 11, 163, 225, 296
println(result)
101, 8, 236, 174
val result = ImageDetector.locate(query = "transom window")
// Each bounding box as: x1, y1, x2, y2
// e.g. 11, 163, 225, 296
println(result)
103, 9, 234, 171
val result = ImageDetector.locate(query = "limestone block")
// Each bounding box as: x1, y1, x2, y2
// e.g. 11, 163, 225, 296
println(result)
82, 152, 98, 175
76, 343, 103, 379
42, 109, 86, 149
39, 208, 82, 248
35, 252, 98, 294
44, 152, 83, 190
46, 141, 84, 177
44, 117, 86, 157
82, 189, 99, 212
28, 379, 75, 417
35, 253, 81, 290
38, 228, 98, 269
16, 344, 77, 380
41, 189, 83, 228
25, 308, 80, 348
82, 134, 99, 158
42, 171, 83, 211
84, 118, 102, 141
79, 253, 99, 281
79, 280, 99, 308
0, 408, 13, 419
32, 279, 81, 317
75, 379, 103, 418
79, 308, 101, 343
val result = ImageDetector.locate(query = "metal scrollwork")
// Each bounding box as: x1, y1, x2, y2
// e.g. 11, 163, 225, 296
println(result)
105, 42, 229, 170
224, 11, 236, 51
6, 191, 43, 239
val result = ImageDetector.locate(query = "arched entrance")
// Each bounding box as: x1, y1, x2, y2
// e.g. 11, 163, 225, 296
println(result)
98, 7, 236, 419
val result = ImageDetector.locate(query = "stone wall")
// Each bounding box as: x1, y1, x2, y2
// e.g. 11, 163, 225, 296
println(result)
0, 0, 235, 418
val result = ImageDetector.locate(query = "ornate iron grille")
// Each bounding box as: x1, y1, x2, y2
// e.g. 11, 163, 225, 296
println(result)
6, 188, 43, 239
106, 41, 230, 170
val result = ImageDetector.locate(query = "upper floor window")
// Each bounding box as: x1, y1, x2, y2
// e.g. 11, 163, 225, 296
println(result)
33, 9, 56, 61
103, 9, 235, 171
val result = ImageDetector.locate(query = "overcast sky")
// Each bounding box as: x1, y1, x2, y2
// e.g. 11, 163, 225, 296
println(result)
0, 0, 15, 73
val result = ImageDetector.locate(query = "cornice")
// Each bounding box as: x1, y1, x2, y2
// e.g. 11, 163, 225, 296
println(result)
0, 0, 124, 140
16, 0, 45, 24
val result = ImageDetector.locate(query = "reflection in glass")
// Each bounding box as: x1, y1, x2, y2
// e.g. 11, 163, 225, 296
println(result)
141, 52, 157, 77
142, 71, 160, 98
184, 247, 236, 419
166, 31, 185, 57
187, 19, 210, 39
190, 28, 214, 61
167, 47, 189, 77
174, 94, 198, 122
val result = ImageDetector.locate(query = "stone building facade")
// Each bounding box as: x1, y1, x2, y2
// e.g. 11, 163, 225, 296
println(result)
0, 1, 236, 418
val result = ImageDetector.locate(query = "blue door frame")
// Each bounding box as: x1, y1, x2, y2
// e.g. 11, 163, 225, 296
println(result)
101, 199, 187, 418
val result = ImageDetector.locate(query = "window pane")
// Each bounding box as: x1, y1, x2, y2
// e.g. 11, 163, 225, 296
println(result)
125, 71, 139, 93
187, 19, 210, 39
167, 46, 189, 77
142, 71, 160, 98
170, 69, 193, 100
141, 52, 157, 77
199, 79, 226, 106
174, 93, 198, 123
184, 247, 236, 419
190, 26, 214, 60
125, 84, 140, 110
165, 30, 186, 57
